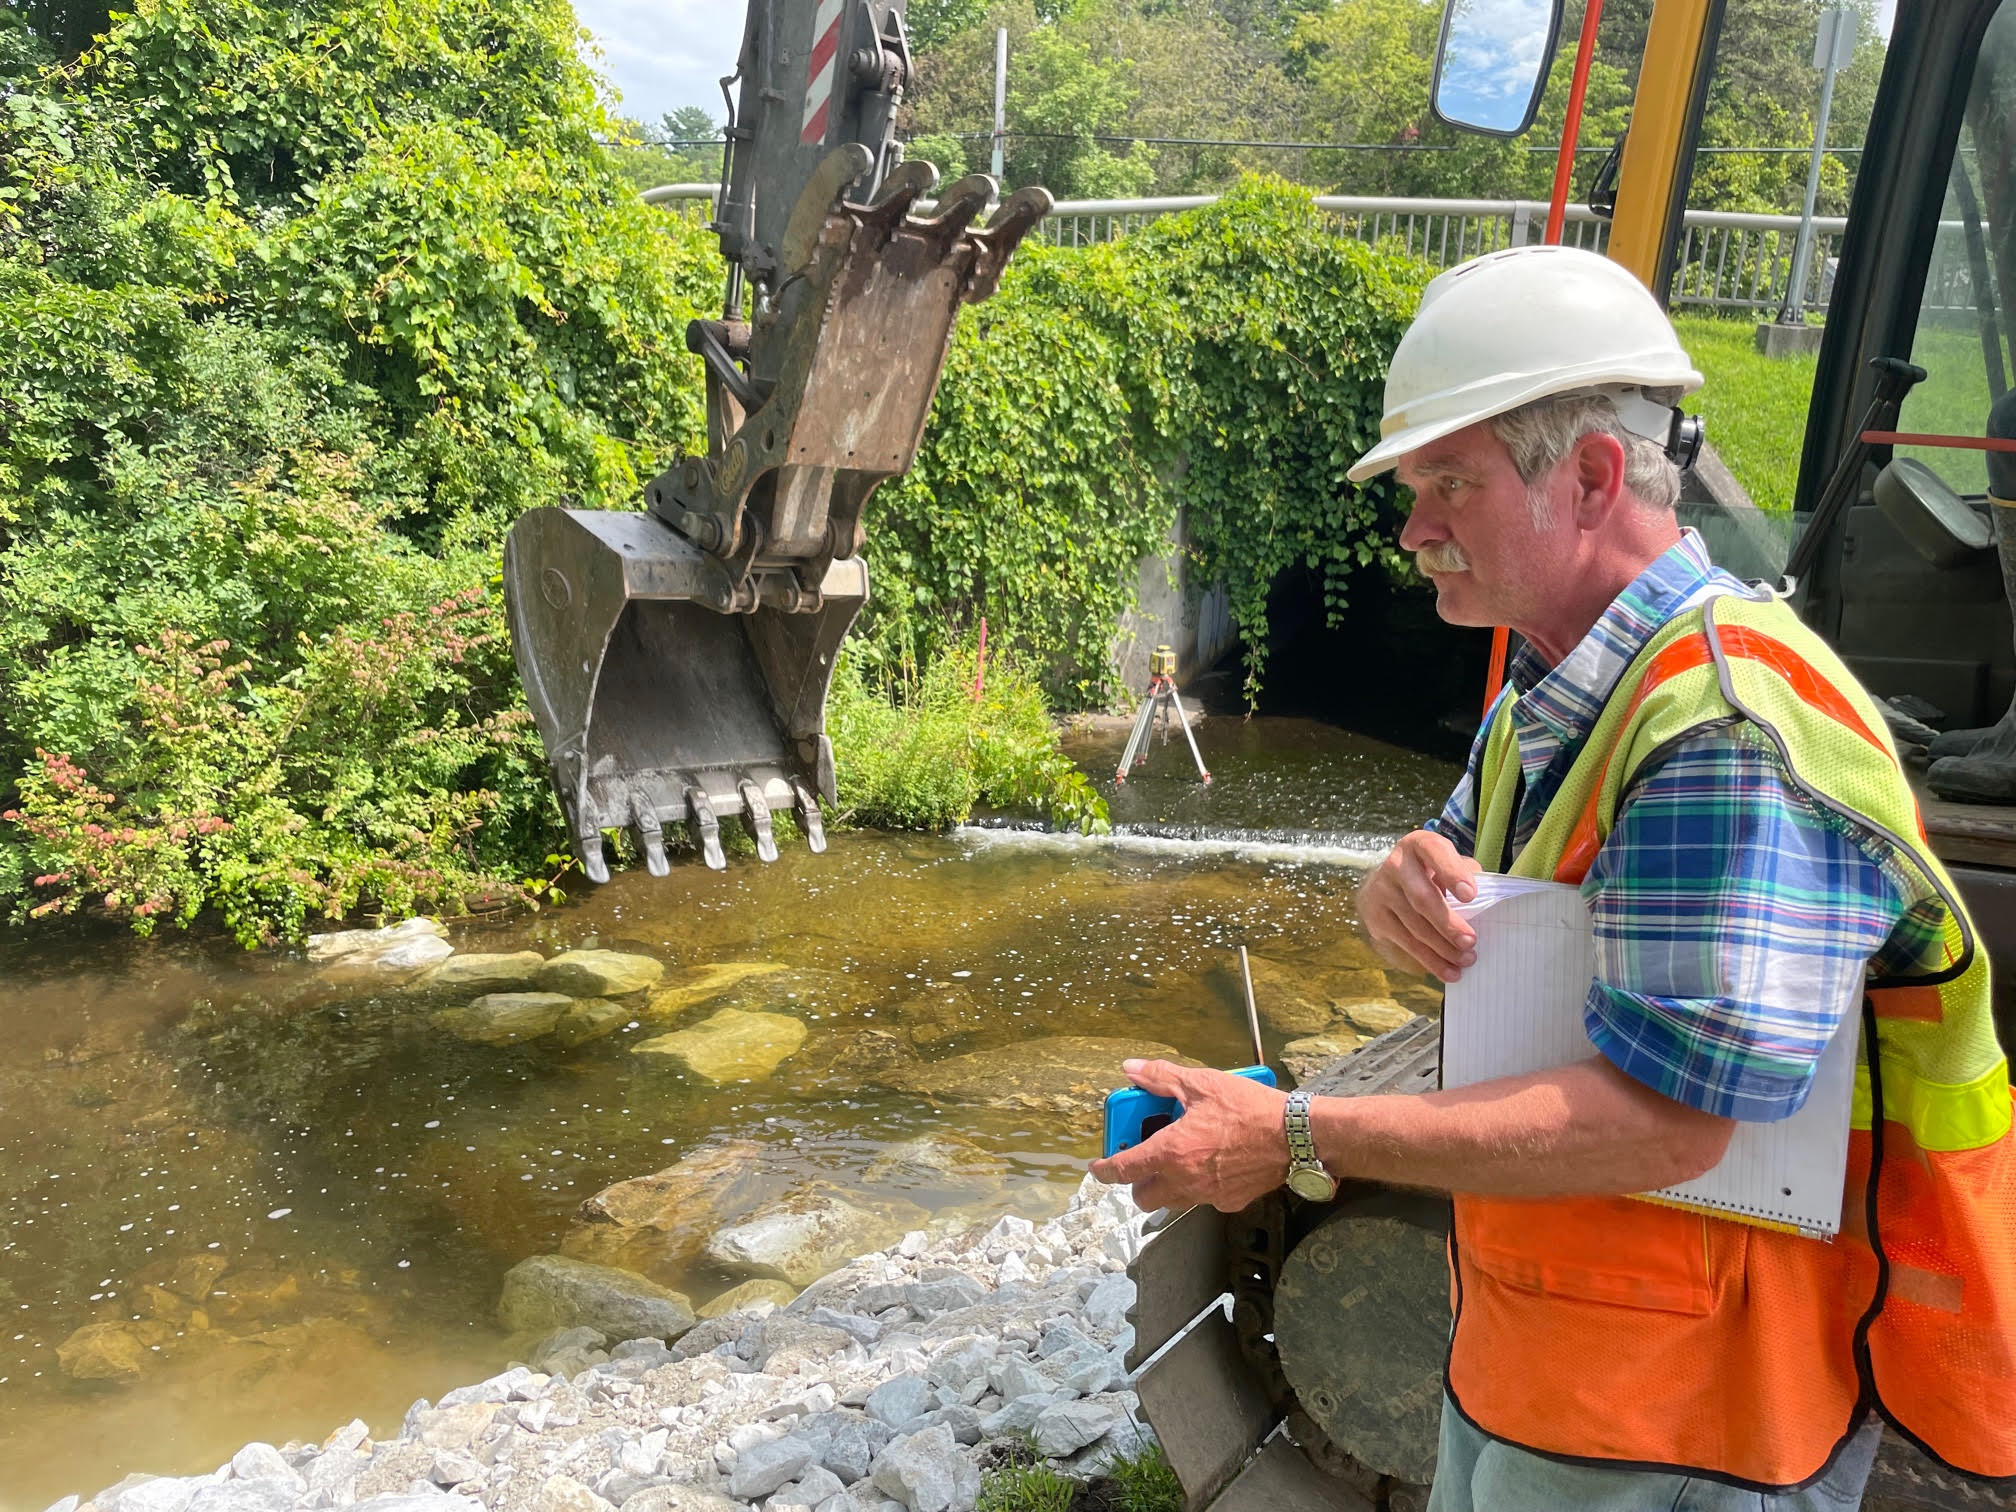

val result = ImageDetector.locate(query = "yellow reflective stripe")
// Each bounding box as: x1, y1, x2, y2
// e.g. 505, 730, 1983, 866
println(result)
1851, 1054, 2014, 1151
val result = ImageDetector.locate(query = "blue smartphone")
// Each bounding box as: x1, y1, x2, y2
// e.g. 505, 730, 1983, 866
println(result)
1102, 1065, 1278, 1158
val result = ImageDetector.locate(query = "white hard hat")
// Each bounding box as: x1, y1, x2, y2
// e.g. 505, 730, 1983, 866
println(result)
1347, 245, 1704, 483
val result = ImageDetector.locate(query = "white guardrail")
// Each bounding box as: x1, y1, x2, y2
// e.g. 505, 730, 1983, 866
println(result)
642, 185, 1979, 318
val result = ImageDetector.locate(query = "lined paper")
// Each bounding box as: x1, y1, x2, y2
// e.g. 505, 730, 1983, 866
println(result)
1442, 874, 1855, 1237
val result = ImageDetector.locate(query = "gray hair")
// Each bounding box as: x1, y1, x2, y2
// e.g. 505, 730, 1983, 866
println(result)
1489, 389, 1683, 516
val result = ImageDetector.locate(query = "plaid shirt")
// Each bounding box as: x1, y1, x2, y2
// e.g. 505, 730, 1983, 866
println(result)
1429, 532, 1941, 1123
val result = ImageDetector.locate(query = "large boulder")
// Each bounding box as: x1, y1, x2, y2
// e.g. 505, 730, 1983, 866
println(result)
644, 961, 790, 1018
871, 1424, 979, 1512
885, 1036, 1194, 1119
536, 950, 666, 997
415, 951, 547, 995
560, 1140, 780, 1285
308, 917, 453, 981
431, 993, 573, 1045
1334, 999, 1420, 1037
704, 1187, 926, 1287
695, 1278, 799, 1318
632, 1008, 807, 1082
496, 1254, 695, 1342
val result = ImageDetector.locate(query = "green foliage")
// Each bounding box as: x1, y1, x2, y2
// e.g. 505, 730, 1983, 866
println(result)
828, 642, 1108, 834
0, 0, 721, 938
906, 129, 971, 184
873, 177, 1427, 706
1105, 1446, 1185, 1512
975, 1457, 1077, 1512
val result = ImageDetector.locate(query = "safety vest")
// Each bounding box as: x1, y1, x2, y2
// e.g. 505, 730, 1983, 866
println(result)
1445, 586, 2016, 1489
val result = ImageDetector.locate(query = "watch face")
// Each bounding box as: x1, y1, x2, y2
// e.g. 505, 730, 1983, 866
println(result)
1287, 1166, 1337, 1202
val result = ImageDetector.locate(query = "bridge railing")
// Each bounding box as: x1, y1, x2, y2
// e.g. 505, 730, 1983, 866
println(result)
642, 186, 1978, 319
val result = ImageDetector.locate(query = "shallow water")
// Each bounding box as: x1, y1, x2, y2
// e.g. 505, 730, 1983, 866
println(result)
0, 716, 1457, 1508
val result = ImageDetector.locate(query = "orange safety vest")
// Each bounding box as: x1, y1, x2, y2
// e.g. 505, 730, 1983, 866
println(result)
1445, 589, 2016, 1489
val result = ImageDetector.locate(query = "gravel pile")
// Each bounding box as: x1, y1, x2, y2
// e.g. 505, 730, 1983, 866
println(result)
59, 1178, 1161, 1512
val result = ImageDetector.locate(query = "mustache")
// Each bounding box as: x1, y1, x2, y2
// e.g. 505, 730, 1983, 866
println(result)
1415, 542, 1472, 574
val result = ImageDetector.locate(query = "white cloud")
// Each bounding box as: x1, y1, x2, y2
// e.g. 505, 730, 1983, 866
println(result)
575, 0, 745, 129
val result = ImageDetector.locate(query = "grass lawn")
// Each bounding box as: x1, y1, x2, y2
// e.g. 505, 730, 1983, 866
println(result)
1672, 313, 2001, 512
1671, 314, 1817, 515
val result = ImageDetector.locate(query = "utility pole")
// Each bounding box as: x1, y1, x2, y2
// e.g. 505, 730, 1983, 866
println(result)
991, 28, 1008, 181
1762, 7, 1855, 355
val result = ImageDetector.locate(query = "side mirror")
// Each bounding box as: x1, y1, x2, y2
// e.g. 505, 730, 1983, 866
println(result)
1431, 0, 1565, 138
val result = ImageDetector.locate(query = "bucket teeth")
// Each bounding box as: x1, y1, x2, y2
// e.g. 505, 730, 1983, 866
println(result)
630, 790, 670, 877
576, 829, 610, 886
739, 778, 780, 863
791, 779, 828, 854
686, 785, 726, 871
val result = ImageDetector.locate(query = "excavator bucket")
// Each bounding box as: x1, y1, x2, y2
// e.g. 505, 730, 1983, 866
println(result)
504, 145, 1052, 878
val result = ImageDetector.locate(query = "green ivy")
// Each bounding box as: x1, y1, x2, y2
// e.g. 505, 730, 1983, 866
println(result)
873, 178, 1428, 706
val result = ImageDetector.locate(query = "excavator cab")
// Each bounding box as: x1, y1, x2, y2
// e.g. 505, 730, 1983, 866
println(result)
504, 0, 1049, 878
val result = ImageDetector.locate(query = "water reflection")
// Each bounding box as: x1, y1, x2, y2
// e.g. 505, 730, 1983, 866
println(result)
0, 716, 1456, 1507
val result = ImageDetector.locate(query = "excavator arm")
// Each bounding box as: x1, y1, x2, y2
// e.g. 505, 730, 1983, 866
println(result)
504, 0, 1051, 879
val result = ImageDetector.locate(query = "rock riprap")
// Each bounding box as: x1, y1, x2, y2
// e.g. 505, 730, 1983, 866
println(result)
633, 1010, 808, 1082
66, 1176, 1160, 1512
538, 951, 668, 998
885, 1036, 1193, 1118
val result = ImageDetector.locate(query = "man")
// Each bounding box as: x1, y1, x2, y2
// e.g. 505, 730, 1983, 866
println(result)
1090, 245, 2016, 1507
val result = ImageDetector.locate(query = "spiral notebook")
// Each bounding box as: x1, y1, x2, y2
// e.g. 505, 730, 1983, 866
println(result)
1442, 874, 1857, 1238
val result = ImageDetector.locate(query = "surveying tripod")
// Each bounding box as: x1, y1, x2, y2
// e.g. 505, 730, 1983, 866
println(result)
1115, 645, 1210, 785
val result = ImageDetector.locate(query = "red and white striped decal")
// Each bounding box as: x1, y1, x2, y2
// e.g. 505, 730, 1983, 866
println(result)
801, 0, 845, 144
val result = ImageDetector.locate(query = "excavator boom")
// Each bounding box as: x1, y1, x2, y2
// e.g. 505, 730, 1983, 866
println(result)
504, 0, 1050, 878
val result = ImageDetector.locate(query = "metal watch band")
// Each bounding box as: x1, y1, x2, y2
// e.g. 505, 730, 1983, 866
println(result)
1284, 1088, 1321, 1165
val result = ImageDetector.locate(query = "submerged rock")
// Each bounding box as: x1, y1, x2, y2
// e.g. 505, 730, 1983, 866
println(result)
431, 992, 573, 1045
705, 1187, 926, 1287
536, 950, 666, 997
632, 1008, 808, 1082
308, 917, 453, 980
644, 961, 790, 1018
496, 1254, 695, 1342
1334, 999, 1419, 1037
886, 1036, 1193, 1119
1237, 955, 1391, 1036
551, 998, 627, 1048
862, 1133, 1009, 1187
696, 1278, 799, 1318
788, 1028, 920, 1094
561, 1140, 778, 1285
56, 1320, 149, 1381
416, 951, 547, 995
1279, 1031, 1365, 1084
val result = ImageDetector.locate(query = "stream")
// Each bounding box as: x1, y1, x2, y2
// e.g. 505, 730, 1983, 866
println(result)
0, 715, 1458, 1508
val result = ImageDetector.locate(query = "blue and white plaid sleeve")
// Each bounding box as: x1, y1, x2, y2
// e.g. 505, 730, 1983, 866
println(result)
1580, 726, 1911, 1124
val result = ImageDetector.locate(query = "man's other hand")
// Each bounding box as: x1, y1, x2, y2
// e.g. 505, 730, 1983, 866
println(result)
1359, 828, 1482, 983
1088, 1059, 1290, 1213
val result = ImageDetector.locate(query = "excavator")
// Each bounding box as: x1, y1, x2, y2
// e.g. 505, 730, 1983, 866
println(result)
502, 0, 2016, 1507
501, 0, 1048, 879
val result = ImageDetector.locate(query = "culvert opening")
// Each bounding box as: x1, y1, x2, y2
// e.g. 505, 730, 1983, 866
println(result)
1221, 561, 1494, 761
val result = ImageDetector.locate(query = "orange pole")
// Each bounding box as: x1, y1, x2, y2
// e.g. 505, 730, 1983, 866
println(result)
1483, 0, 1605, 717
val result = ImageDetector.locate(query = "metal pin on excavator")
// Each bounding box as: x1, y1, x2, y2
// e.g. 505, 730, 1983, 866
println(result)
503, 0, 1049, 879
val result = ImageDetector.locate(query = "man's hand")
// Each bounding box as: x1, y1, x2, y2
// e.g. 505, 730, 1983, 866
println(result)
1088, 1059, 1291, 1213
1358, 828, 1483, 982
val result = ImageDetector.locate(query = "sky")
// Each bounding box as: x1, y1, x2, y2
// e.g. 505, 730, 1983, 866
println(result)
575, 0, 746, 129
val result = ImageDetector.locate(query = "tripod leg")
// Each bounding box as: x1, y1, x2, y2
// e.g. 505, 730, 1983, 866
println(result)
1116, 695, 1156, 784
1173, 686, 1211, 784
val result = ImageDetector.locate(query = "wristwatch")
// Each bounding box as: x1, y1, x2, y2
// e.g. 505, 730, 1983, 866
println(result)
1283, 1089, 1339, 1201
